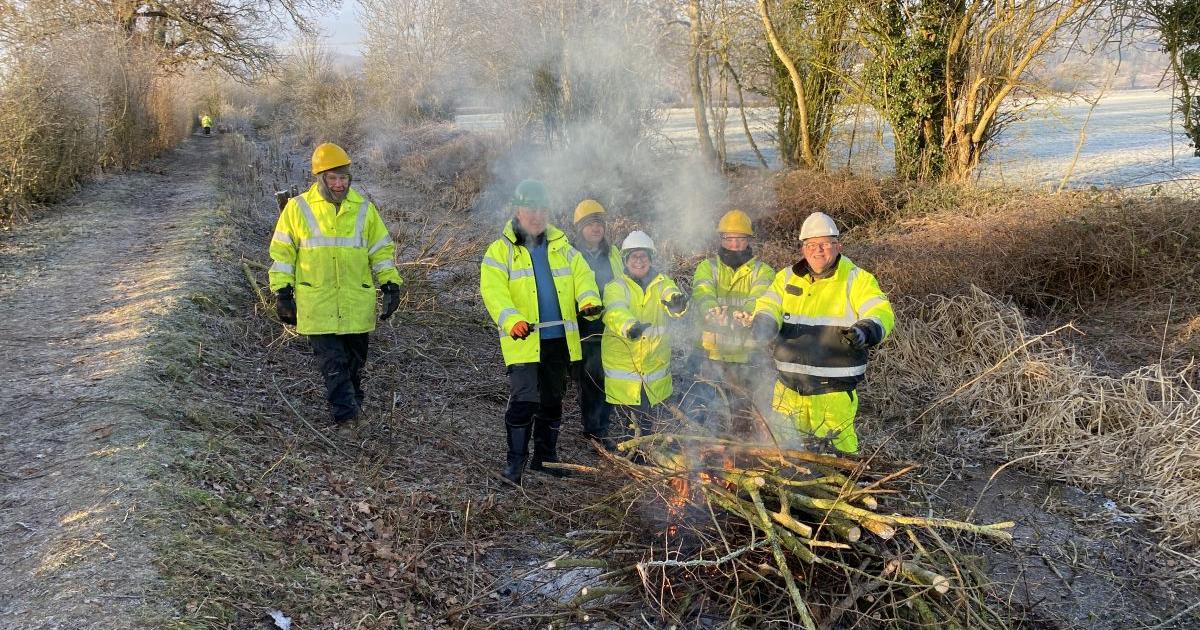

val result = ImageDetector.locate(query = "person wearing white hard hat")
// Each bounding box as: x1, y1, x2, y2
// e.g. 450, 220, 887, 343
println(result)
749, 212, 895, 454
601, 231, 688, 440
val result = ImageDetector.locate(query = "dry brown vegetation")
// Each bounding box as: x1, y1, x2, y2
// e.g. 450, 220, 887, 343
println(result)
747, 169, 1200, 365
871, 289, 1200, 548
140, 113, 1200, 626
0, 32, 194, 223
738, 168, 1200, 556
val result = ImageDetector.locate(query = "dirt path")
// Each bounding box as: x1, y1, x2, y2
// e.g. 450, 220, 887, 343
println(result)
0, 137, 220, 628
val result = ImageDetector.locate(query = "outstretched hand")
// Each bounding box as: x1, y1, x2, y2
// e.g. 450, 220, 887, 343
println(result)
627, 321, 651, 340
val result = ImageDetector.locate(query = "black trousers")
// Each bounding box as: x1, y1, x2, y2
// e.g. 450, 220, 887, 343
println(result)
309, 333, 369, 423
504, 338, 570, 458
573, 339, 612, 436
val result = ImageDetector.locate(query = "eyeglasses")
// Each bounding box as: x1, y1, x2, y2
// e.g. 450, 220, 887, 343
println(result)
803, 241, 839, 252
720, 235, 750, 243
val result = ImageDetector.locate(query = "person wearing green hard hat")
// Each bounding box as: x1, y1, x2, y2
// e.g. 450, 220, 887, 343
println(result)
479, 179, 604, 485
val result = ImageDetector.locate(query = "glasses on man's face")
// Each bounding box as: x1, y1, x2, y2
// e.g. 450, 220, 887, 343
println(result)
803, 241, 838, 252
721, 236, 750, 243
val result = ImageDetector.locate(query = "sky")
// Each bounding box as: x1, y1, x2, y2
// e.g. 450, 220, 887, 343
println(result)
314, 2, 366, 54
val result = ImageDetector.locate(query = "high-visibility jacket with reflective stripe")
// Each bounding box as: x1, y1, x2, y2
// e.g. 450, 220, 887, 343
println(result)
574, 243, 623, 341
480, 222, 602, 365
753, 255, 894, 395
692, 255, 775, 363
601, 272, 686, 406
268, 184, 402, 335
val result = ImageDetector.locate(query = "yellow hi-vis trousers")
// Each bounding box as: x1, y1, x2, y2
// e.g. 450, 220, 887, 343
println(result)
771, 383, 859, 454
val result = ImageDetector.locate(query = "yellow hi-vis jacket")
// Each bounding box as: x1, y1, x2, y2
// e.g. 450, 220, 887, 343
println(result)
268, 184, 402, 335
601, 272, 686, 405
753, 255, 894, 396
572, 243, 623, 341
480, 222, 602, 365
201, 116, 212, 127
692, 255, 775, 363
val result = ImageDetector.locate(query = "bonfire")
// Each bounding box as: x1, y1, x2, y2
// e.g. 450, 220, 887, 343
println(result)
546, 429, 1016, 628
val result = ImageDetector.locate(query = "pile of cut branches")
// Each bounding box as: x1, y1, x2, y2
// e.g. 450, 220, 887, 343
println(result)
546, 434, 1016, 628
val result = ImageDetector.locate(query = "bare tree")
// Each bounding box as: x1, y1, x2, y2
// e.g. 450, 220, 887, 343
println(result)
360, 0, 463, 123
756, 0, 854, 169
0, 0, 317, 78
688, 0, 720, 164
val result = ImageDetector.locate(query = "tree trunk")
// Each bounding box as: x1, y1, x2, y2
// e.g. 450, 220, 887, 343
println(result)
759, 0, 816, 168
688, 0, 718, 165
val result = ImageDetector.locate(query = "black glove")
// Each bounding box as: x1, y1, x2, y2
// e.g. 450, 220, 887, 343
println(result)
380, 282, 401, 320
275, 286, 297, 325
627, 321, 651, 340
579, 304, 604, 318
662, 293, 688, 315
841, 326, 868, 350
750, 314, 777, 345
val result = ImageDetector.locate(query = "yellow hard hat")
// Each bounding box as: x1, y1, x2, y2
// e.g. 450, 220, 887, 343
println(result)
311, 142, 351, 175
573, 199, 606, 225
717, 209, 753, 236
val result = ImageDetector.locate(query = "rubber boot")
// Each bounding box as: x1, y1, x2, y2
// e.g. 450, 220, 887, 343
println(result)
502, 422, 531, 485
529, 415, 570, 477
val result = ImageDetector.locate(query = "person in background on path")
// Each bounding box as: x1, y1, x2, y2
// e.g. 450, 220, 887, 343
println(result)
569, 199, 624, 451
751, 212, 894, 454
480, 180, 604, 485
268, 143, 403, 433
682, 209, 775, 435
201, 114, 213, 135
602, 231, 688, 442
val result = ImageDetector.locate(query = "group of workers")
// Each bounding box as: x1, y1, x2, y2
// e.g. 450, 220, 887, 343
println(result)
268, 143, 895, 486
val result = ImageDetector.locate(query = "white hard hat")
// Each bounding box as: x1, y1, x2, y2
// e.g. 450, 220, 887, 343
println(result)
621, 230, 656, 254
799, 212, 839, 241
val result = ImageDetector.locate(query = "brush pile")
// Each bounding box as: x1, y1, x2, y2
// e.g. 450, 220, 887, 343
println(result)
546, 433, 1015, 628
871, 287, 1200, 549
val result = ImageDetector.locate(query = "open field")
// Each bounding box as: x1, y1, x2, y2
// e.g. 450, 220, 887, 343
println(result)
457, 89, 1200, 194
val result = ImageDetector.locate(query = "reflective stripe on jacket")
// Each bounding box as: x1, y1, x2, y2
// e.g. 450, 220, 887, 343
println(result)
574, 243, 623, 341
753, 255, 894, 395
692, 255, 775, 363
268, 184, 402, 335
480, 222, 602, 366
601, 272, 686, 406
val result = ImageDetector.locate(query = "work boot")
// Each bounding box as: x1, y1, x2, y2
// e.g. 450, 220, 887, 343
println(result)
502, 423, 532, 485
582, 431, 617, 453
529, 415, 570, 477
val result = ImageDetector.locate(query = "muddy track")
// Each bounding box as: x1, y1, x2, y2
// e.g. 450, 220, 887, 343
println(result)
0, 137, 220, 628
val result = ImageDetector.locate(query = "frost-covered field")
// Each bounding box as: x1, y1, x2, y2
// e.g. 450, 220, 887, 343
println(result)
456, 89, 1200, 194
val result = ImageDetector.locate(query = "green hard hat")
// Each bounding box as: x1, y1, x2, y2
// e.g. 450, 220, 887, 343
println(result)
511, 179, 549, 209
